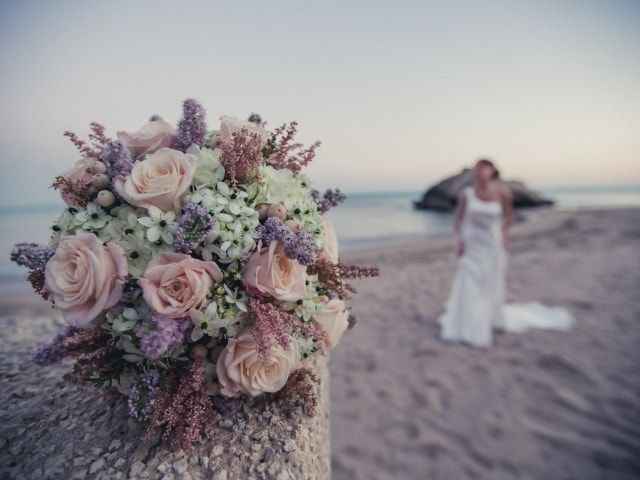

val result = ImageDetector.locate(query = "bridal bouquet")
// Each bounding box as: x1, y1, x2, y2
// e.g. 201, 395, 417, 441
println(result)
11, 99, 378, 448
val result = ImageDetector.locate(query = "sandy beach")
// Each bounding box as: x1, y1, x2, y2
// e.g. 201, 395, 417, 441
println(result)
333, 207, 640, 480
1, 207, 639, 479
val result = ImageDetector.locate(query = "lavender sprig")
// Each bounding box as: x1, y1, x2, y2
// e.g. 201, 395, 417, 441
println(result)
139, 316, 189, 361
33, 326, 80, 366
311, 188, 346, 214
128, 369, 160, 421
11, 243, 55, 298
174, 98, 207, 151
11, 243, 54, 270
101, 140, 134, 179
256, 217, 318, 265
173, 202, 214, 254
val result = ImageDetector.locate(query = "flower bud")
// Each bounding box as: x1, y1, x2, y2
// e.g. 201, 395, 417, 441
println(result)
96, 190, 115, 207
266, 203, 287, 221
92, 173, 111, 190
91, 160, 107, 174
285, 220, 302, 233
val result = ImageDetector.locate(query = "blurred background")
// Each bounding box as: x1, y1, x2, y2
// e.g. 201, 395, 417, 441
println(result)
1, 0, 639, 275
1, 1, 639, 479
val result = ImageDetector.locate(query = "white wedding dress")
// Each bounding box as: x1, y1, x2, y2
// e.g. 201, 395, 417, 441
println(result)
439, 187, 573, 347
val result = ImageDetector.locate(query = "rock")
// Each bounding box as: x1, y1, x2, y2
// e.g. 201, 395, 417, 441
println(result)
282, 439, 296, 453
0, 312, 330, 480
211, 445, 224, 457
89, 458, 105, 474
413, 168, 554, 211
173, 458, 188, 475
130, 460, 146, 476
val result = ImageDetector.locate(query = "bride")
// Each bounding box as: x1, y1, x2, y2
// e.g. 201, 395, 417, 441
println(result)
439, 158, 573, 347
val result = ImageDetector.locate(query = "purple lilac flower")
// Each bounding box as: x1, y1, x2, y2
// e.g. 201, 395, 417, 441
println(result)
173, 98, 207, 151
283, 229, 316, 265
256, 217, 317, 266
311, 188, 346, 213
256, 216, 293, 244
32, 326, 79, 365
101, 140, 134, 178
11, 243, 54, 271
11, 243, 55, 297
139, 316, 189, 361
173, 202, 214, 253
128, 369, 160, 421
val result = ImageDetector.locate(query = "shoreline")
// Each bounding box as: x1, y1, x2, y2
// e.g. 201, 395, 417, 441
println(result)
1, 206, 636, 309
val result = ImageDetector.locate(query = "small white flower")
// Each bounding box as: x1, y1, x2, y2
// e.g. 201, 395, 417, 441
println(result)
138, 206, 176, 244
190, 302, 226, 342
223, 284, 248, 313
74, 203, 110, 231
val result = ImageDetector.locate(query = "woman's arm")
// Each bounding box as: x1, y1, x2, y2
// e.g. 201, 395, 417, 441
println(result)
454, 191, 467, 257
500, 183, 513, 251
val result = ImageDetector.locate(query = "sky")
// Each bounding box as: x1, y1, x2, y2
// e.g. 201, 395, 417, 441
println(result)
0, 0, 638, 207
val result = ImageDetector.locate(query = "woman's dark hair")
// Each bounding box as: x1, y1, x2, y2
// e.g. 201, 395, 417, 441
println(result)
476, 158, 500, 179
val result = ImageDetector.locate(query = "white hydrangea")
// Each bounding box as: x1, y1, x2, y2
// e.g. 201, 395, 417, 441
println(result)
287, 274, 325, 322
186, 181, 259, 264
137, 206, 177, 244
100, 205, 169, 277
192, 147, 225, 187
189, 284, 249, 341
66, 203, 110, 231
255, 165, 325, 248
50, 203, 110, 245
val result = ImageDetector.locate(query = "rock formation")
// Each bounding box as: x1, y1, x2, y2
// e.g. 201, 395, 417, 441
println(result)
413, 168, 554, 211
0, 304, 330, 480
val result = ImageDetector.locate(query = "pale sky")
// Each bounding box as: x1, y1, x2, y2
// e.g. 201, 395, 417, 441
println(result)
1, 0, 638, 207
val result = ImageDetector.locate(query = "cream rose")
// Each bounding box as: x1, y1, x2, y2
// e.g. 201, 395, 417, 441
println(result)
117, 118, 176, 158
44, 232, 127, 326
114, 148, 195, 212
139, 252, 223, 318
242, 241, 306, 302
216, 333, 298, 397
320, 217, 339, 263
314, 298, 349, 349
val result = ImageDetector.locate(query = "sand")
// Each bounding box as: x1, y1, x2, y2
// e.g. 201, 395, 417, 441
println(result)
1, 207, 639, 480
332, 207, 640, 480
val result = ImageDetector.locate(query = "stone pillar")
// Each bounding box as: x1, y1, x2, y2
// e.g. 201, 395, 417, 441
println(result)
0, 309, 331, 480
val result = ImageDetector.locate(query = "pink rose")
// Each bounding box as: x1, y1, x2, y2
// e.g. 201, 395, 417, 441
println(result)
45, 232, 127, 326
117, 118, 176, 158
216, 333, 298, 397
217, 115, 268, 148
243, 241, 306, 302
58, 158, 107, 207
320, 217, 339, 263
313, 298, 349, 349
140, 253, 223, 318
114, 148, 195, 212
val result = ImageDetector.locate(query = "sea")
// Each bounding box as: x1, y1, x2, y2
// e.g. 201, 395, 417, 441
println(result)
2, 185, 639, 282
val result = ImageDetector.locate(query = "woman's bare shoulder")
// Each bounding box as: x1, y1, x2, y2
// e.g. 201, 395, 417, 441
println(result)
493, 181, 512, 200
